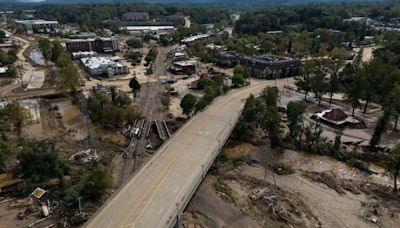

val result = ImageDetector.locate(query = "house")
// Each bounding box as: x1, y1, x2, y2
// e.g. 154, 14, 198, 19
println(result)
65, 36, 119, 53
169, 60, 197, 74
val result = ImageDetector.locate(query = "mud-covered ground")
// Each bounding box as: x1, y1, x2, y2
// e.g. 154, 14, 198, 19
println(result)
183, 140, 400, 228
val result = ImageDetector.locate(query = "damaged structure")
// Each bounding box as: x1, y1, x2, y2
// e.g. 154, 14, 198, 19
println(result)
213, 50, 301, 79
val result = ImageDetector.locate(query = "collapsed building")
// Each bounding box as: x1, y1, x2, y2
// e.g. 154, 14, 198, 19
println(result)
213, 50, 301, 79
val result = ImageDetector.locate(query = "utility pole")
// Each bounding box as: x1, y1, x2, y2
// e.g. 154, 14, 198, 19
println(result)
264, 139, 277, 190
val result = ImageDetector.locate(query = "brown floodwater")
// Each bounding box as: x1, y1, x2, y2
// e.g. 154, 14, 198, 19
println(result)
50, 98, 88, 140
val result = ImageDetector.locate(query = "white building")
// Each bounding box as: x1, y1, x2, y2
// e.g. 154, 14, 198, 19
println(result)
15, 19, 59, 34
81, 57, 128, 77
121, 26, 175, 35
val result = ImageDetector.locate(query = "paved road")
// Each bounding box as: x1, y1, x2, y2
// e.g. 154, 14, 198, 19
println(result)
85, 78, 292, 228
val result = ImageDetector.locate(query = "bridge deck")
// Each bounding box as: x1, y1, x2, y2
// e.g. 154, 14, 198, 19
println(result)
85, 79, 284, 228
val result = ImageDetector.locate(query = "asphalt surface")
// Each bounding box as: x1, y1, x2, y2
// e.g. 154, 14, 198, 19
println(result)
85, 78, 292, 228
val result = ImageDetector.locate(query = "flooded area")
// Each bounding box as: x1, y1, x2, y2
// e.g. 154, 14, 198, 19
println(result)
49, 98, 88, 140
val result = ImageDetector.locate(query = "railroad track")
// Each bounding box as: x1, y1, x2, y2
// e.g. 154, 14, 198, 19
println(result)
119, 46, 174, 185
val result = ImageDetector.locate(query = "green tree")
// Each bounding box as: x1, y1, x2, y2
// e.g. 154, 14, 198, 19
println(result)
58, 64, 83, 92
383, 140, 400, 192
261, 86, 279, 107
295, 60, 314, 101
287, 100, 307, 140
262, 106, 282, 147
51, 40, 64, 63
369, 110, 390, 148
56, 52, 73, 68
311, 61, 328, 106
18, 140, 69, 181
129, 77, 141, 97
387, 84, 400, 130
0, 140, 10, 171
80, 166, 111, 201
232, 64, 246, 87
180, 94, 197, 118
38, 39, 52, 60
359, 60, 393, 113
344, 75, 363, 116
1, 103, 30, 141
195, 98, 208, 112
327, 59, 342, 104
126, 38, 143, 48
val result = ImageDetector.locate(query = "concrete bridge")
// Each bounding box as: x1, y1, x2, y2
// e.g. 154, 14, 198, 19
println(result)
85, 79, 291, 228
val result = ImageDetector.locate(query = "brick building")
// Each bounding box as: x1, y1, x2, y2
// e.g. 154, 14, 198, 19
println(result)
213, 50, 301, 79
65, 37, 119, 53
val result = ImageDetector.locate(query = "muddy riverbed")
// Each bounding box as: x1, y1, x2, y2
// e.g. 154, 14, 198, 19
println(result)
183, 140, 400, 228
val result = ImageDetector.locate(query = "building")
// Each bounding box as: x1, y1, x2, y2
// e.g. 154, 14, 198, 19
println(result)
122, 12, 150, 21
0, 67, 12, 78
15, 19, 59, 34
72, 51, 98, 60
213, 50, 301, 79
169, 60, 197, 74
65, 37, 119, 53
69, 32, 97, 39
313, 109, 361, 127
81, 57, 128, 77
121, 26, 175, 35
180, 34, 211, 45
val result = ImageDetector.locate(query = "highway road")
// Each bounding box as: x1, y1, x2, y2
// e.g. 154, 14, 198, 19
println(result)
85, 78, 293, 228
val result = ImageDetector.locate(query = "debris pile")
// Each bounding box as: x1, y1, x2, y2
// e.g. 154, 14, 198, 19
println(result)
249, 187, 318, 225
69, 149, 99, 163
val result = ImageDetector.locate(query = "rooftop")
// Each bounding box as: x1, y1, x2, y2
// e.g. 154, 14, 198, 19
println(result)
81, 57, 124, 70
15, 19, 58, 25
0, 67, 9, 74
122, 26, 175, 31
174, 60, 197, 67
65, 36, 117, 43
181, 34, 210, 43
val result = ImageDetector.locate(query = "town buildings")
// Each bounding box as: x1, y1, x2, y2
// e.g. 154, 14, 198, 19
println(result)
80, 57, 128, 77
65, 37, 119, 53
213, 50, 301, 79
122, 12, 150, 21
180, 34, 211, 45
121, 26, 175, 35
15, 19, 59, 34
169, 60, 197, 74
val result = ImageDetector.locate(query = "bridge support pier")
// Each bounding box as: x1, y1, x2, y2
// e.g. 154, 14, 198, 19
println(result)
174, 211, 183, 228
